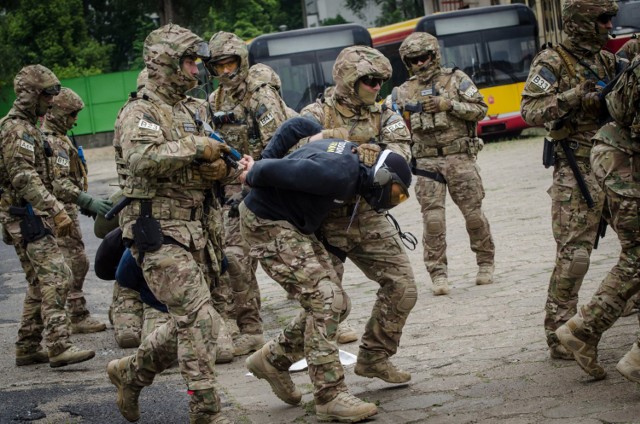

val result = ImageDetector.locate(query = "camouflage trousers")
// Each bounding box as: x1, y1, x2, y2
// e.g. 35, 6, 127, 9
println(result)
414, 155, 494, 280
223, 202, 263, 335
574, 144, 640, 345
128, 243, 222, 397
110, 282, 143, 341
58, 208, 91, 320
545, 157, 605, 348
11, 233, 74, 356
240, 204, 348, 404
321, 204, 418, 363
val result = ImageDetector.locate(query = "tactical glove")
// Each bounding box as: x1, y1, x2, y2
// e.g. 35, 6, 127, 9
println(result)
198, 159, 228, 181
195, 137, 231, 162
582, 92, 603, 117
321, 128, 350, 140
356, 144, 381, 167
76, 192, 113, 216
422, 96, 453, 113
53, 209, 73, 237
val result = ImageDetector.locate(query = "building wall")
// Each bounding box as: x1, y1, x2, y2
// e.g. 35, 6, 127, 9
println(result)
306, 0, 382, 27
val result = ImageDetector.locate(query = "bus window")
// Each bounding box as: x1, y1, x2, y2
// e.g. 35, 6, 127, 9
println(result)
249, 24, 372, 112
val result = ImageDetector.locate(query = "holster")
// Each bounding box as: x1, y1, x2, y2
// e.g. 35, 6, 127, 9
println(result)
543, 137, 556, 168
132, 201, 163, 257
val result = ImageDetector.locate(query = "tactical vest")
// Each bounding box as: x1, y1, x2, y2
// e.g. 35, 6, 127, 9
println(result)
321, 98, 383, 144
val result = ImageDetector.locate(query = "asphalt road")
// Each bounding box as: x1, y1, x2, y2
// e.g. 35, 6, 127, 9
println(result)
1, 133, 639, 424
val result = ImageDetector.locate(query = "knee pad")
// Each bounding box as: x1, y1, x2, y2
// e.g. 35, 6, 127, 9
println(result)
336, 288, 351, 322
568, 249, 590, 278
395, 282, 418, 314
426, 216, 444, 236
466, 212, 483, 231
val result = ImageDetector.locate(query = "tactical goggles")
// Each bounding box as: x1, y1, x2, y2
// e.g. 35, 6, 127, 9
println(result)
42, 84, 61, 96
407, 53, 433, 66
373, 158, 410, 208
597, 13, 615, 24
360, 75, 384, 88
206, 56, 239, 76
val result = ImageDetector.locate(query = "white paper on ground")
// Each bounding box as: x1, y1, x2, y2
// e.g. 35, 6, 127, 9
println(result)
246, 350, 357, 376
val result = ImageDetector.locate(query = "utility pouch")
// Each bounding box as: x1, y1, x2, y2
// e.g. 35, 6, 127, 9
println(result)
20, 214, 50, 244
543, 137, 556, 168
132, 216, 163, 254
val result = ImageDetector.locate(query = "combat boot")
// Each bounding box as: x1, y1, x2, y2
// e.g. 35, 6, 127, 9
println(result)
246, 343, 301, 405
215, 322, 234, 364
233, 333, 265, 356
315, 392, 378, 423
115, 330, 141, 349
49, 346, 95, 368
556, 315, 606, 380
354, 358, 411, 384
476, 264, 494, 285
71, 315, 107, 334
107, 357, 142, 422
616, 343, 640, 384
16, 348, 49, 366
549, 344, 574, 360
432, 276, 450, 296
190, 413, 232, 424
336, 322, 358, 344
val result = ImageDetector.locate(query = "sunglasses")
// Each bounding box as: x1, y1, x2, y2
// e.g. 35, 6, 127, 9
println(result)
360, 75, 384, 88
42, 84, 61, 96
407, 54, 432, 66
597, 13, 615, 24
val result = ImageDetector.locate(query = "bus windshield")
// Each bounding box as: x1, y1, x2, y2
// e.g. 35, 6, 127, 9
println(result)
249, 24, 372, 112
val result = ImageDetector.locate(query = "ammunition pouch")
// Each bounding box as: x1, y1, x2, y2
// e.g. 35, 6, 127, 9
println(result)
543, 138, 556, 168
132, 216, 163, 255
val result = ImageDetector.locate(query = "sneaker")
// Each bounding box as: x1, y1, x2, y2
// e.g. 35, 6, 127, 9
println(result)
316, 392, 378, 423
354, 359, 411, 384
336, 322, 358, 344
476, 264, 494, 285
432, 276, 450, 296
216, 322, 234, 364
549, 344, 574, 360
246, 344, 301, 405
616, 343, 640, 384
556, 318, 606, 380
49, 346, 95, 368
234, 333, 265, 356
71, 316, 107, 334
16, 349, 49, 366
107, 358, 142, 422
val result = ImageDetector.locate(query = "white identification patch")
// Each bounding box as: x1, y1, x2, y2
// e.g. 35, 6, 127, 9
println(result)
138, 119, 160, 131
259, 112, 274, 127
464, 86, 478, 97
531, 74, 551, 91
56, 156, 69, 167
421, 88, 433, 96
385, 121, 405, 132
19, 140, 35, 152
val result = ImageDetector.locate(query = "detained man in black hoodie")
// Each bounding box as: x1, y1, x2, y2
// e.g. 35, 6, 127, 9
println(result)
239, 117, 411, 423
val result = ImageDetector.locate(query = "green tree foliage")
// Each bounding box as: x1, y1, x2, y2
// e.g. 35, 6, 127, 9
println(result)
345, 0, 424, 26
0, 0, 112, 86
321, 14, 350, 26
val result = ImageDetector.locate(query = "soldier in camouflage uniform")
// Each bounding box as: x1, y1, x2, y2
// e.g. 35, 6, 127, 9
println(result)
556, 54, 640, 383
206, 31, 295, 357
616, 36, 640, 62
521, 0, 622, 360
392, 32, 494, 296
301, 46, 418, 384
106, 25, 233, 423
0, 65, 95, 368
42, 87, 109, 334
241, 116, 413, 422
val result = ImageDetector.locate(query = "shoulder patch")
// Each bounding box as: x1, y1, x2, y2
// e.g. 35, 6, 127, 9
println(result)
138, 119, 160, 131
258, 112, 274, 127
19, 139, 35, 153
21, 133, 35, 144
463, 85, 478, 97
56, 151, 70, 168
183, 122, 197, 133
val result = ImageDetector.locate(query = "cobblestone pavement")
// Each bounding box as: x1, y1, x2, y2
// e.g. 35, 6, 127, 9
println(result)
1, 134, 639, 423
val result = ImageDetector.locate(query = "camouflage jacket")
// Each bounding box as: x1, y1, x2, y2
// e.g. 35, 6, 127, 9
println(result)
42, 123, 87, 205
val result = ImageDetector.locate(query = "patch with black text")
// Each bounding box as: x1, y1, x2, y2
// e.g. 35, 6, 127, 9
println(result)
259, 112, 274, 127
183, 122, 196, 133
138, 119, 160, 131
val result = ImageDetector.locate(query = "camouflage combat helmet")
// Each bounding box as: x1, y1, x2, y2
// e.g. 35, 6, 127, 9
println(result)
246, 63, 282, 93
332, 45, 391, 108
45, 87, 84, 132
143, 24, 209, 100
13, 64, 61, 120
207, 31, 249, 89
563, 0, 618, 52
399, 32, 441, 82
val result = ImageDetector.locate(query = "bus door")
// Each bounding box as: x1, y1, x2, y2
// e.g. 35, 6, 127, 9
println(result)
248, 24, 372, 112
